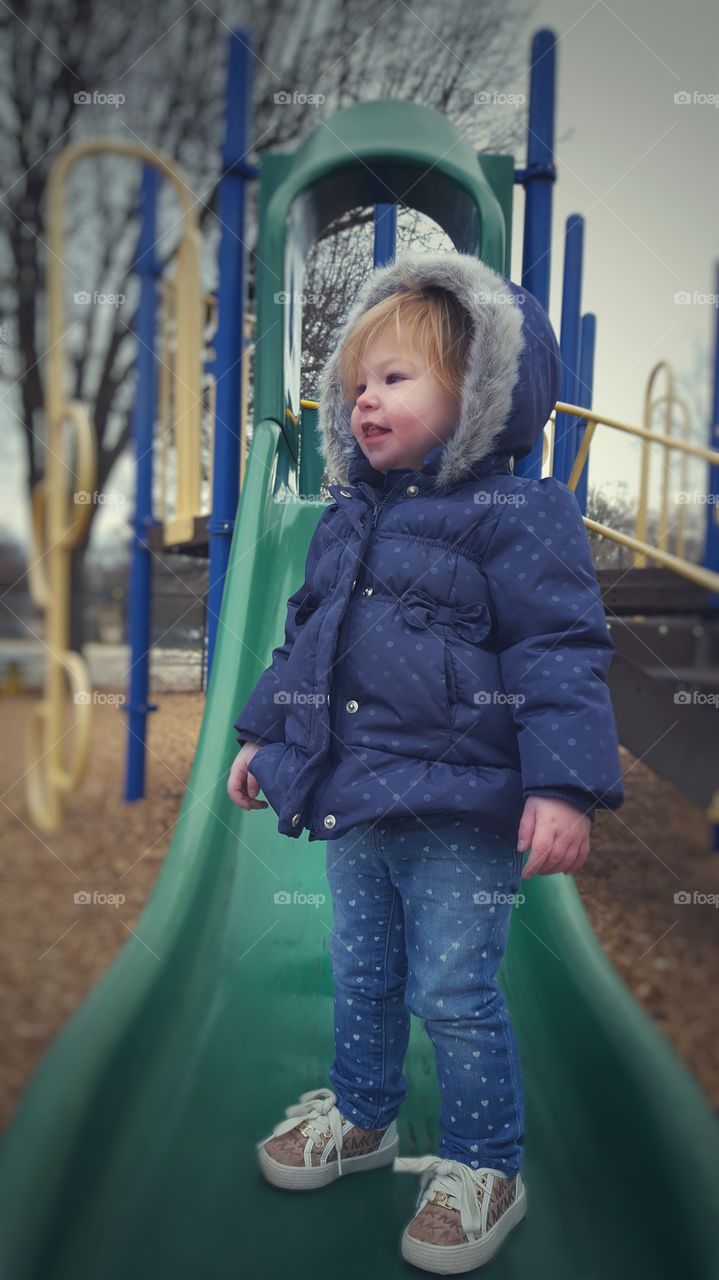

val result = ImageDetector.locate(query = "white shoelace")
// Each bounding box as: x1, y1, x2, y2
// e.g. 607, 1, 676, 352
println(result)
394, 1155, 489, 1235
262, 1087, 349, 1175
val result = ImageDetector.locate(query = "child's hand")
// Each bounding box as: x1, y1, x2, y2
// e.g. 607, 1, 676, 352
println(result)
227, 742, 269, 810
516, 796, 590, 878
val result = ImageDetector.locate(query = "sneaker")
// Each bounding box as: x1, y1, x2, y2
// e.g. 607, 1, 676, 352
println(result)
256, 1086, 399, 1191
394, 1155, 527, 1273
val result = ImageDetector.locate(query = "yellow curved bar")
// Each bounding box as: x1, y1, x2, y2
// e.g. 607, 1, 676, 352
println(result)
27, 137, 203, 831
300, 394, 719, 595
51, 650, 94, 793
27, 481, 50, 611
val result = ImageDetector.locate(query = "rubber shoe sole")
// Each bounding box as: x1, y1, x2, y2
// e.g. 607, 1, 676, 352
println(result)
258, 1120, 399, 1191
400, 1178, 527, 1274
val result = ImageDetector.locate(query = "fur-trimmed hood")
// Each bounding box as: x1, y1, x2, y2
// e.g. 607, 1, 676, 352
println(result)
316, 250, 561, 492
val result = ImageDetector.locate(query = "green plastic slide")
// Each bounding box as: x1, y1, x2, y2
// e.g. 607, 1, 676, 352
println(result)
1, 420, 718, 1280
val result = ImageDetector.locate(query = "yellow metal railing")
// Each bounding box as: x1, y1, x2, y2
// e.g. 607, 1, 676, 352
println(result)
28, 138, 203, 832
301, 381, 719, 597
552, 391, 719, 593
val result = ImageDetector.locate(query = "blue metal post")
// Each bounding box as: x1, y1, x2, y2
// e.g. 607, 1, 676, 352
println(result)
553, 214, 584, 484
703, 261, 719, 612
374, 204, 397, 266
123, 164, 160, 802
206, 29, 255, 684
575, 312, 596, 514
515, 28, 557, 480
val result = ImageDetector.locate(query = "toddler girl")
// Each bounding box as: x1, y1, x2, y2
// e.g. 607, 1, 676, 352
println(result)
228, 250, 624, 1273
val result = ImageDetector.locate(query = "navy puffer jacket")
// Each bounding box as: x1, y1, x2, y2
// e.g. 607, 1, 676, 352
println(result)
234, 251, 624, 844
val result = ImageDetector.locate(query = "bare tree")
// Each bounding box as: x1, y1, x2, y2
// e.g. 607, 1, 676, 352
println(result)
0, 0, 540, 647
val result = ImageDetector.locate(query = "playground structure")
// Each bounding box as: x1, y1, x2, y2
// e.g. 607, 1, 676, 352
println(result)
4, 24, 719, 1280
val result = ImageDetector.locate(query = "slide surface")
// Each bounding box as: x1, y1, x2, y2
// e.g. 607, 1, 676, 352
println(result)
1, 421, 718, 1280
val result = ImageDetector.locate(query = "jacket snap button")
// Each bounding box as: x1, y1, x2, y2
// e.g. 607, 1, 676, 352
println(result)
406, 484, 419, 495
362, 586, 373, 596
339, 488, 352, 497
346, 699, 358, 713
324, 814, 336, 828
291, 813, 301, 826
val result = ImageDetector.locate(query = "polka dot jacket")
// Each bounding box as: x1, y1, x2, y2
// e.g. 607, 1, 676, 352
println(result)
233, 251, 625, 844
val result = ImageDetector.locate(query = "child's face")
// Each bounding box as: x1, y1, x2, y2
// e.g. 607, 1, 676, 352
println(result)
350, 333, 459, 473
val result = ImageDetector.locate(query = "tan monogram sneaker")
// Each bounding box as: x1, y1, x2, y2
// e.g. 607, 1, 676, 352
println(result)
394, 1155, 527, 1273
256, 1087, 399, 1191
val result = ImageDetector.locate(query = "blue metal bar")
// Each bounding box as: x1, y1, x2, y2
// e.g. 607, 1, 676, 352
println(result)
553, 214, 584, 484
516, 28, 557, 481
703, 260, 719, 613
374, 204, 397, 266
575, 312, 596, 514
206, 28, 254, 684
123, 165, 160, 802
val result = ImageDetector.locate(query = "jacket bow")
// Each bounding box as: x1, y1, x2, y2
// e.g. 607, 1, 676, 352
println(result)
397, 586, 492, 644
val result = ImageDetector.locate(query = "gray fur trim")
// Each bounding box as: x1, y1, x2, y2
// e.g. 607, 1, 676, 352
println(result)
316, 251, 525, 491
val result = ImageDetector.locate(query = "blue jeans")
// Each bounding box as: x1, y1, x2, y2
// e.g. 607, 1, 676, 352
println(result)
325, 813, 525, 1176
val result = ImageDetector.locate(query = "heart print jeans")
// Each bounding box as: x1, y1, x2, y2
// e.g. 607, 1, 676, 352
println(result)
325, 812, 525, 1176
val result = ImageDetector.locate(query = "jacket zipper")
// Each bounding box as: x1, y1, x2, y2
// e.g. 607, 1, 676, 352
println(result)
304, 475, 412, 827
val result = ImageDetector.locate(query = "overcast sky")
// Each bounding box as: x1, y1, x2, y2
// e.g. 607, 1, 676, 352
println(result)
518, 0, 718, 503
2, 0, 717, 554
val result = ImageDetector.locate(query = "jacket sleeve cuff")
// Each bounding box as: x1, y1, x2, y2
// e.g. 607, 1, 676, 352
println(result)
524, 787, 597, 824
235, 731, 276, 750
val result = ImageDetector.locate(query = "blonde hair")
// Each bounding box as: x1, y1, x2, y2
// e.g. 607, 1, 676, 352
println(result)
338, 283, 474, 407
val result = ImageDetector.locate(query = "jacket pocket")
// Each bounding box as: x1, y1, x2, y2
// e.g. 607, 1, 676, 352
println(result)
443, 640, 458, 708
